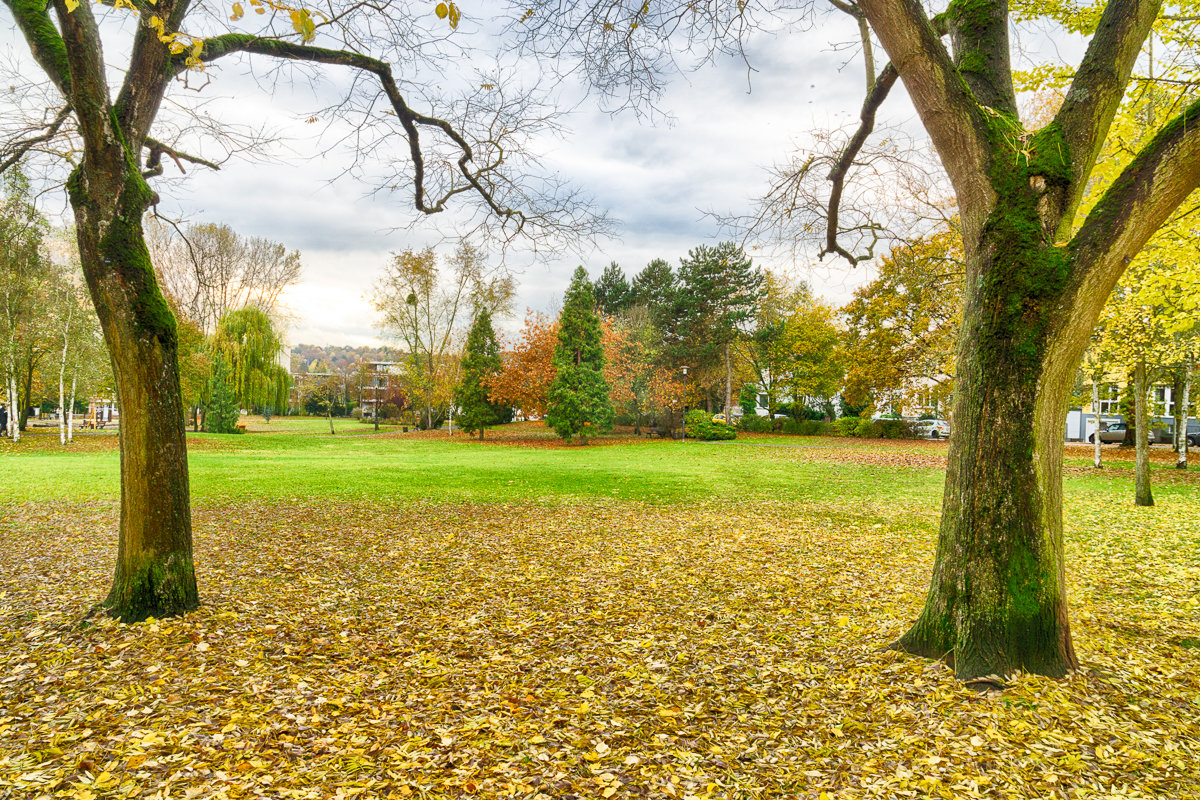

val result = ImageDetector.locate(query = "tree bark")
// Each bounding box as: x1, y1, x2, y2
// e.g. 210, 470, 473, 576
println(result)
1092, 380, 1102, 468
71, 158, 198, 621
895, 222, 1078, 680
1134, 360, 1153, 505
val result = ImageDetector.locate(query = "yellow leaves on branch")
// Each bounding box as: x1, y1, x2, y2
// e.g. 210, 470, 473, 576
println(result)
434, 0, 462, 29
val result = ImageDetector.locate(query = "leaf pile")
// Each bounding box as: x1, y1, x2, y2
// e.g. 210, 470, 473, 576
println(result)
2, 493, 1199, 799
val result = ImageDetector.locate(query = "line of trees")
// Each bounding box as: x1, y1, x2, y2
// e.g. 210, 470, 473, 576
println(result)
1, 170, 110, 443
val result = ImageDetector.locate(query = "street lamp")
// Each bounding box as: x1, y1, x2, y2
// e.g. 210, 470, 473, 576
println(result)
680, 365, 689, 443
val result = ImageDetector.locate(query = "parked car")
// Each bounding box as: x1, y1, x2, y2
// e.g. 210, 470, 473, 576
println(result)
915, 419, 951, 439
1163, 419, 1200, 446
1090, 421, 1153, 444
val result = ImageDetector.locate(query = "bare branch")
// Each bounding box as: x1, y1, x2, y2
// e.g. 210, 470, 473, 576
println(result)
857, 0, 994, 240
0, 106, 72, 175
141, 137, 222, 178
822, 61, 898, 265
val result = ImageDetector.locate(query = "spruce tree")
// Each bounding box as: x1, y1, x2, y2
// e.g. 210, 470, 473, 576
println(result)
204, 356, 242, 434
455, 307, 505, 440
546, 267, 613, 444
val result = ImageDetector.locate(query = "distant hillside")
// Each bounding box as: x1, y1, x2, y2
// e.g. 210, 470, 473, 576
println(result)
290, 344, 406, 374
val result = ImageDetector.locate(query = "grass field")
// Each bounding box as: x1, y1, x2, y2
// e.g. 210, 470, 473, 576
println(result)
2, 419, 1199, 798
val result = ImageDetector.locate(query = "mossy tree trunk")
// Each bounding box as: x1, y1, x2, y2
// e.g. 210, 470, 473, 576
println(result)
857, 0, 1200, 680
14, 0, 200, 621
71, 159, 198, 620
896, 194, 1078, 679
1133, 360, 1153, 506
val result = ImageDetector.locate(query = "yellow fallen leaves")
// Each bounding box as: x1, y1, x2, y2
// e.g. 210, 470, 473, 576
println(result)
0, 490, 1198, 798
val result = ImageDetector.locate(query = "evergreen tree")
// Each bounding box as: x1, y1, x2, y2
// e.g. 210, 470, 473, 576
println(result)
631, 258, 677, 330
675, 242, 764, 415
203, 355, 242, 434
546, 267, 614, 443
455, 307, 506, 439
593, 261, 633, 317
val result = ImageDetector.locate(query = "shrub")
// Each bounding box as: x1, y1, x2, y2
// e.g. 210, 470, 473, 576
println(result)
878, 419, 915, 439
685, 409, 737, 441
738, 414, 772, 433
854, 419, 877, 438
835, 417, 861, 437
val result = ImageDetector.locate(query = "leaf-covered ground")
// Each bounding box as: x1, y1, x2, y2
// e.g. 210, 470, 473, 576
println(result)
2, 433, 1199, 798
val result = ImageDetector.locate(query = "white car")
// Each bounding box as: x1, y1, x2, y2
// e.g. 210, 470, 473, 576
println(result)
915, 419, 951, 439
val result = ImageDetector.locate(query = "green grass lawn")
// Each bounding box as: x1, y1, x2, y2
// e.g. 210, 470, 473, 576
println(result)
2, 420, 1199, 798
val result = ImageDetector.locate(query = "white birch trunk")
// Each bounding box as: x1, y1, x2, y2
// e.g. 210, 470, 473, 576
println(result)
7, 375, 19, 443
1178, 359, 1191, 470
1092, 381, 1102, 468
67, 376, 76, 443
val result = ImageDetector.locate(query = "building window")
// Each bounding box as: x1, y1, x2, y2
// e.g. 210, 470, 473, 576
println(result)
1097, 384, 1120, 415
1154, 385, 1173, 416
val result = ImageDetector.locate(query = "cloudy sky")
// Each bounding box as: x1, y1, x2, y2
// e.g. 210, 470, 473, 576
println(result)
4, 5, 1066, 349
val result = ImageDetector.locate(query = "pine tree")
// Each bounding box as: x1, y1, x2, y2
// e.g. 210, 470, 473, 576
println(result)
593, 261, 633, 317
204, 355, 242, 434
455, 307, 505, 439
546, 267, 614, 444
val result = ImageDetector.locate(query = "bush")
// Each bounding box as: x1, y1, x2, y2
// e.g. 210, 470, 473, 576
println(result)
854, 419, 877, 438
835, 417, 861, 437
685, 409, 737, 441
738, 414, 773, 433
878, 419, 916, 439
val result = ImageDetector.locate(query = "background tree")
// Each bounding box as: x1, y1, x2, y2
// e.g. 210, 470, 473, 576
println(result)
594, 262, 634, 317
674, 242, 764, 418
776, 296, 845, 419
301, 373, 348, 436
210, 307, 291, 419
486, 311, 559, 420
203, 355, 241, 435
546, 267, 613, 443
146, 220, 303, 335
840, 229, 963, 415
0, 169, 53, 442
455, 307, 505, 439
742, 272, 807, 419
374, 243, 513, 430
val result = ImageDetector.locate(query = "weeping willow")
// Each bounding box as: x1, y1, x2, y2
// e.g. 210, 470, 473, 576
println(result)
211, 307, 291, 413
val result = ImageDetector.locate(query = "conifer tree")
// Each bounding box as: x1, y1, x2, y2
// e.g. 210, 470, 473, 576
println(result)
204, 356, 242, 434
547, 267, 613, 444
455, 308, 505, 440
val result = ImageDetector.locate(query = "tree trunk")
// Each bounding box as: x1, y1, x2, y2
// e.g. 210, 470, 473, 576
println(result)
20, 352, 34, 431
1134, 360, 1153, 506
724, 340, 732, 418
1178, 358, 1191, 470
71, 158, 198, 622
8, 375, 20, 442
67, 376, 76, 443
1172, 369, 1184, 454
1092, 380, 1102, 468
328, 406, 335, 434
896, 223, 1078, 681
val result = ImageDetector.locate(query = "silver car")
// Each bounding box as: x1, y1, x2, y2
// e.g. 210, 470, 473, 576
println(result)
915, 419, 951, 439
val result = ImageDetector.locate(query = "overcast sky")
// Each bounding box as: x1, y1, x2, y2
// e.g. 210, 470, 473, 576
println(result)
4, 6, 1072, 350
